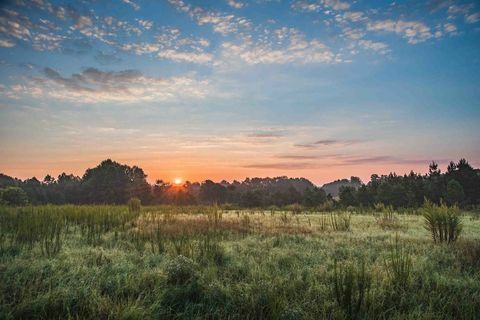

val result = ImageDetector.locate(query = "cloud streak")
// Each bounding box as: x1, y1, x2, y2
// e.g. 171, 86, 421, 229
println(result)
9, 67, 211, 103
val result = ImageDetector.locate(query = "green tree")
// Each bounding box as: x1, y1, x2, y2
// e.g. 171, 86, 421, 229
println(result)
0, 186, 28, 206
339, 186, 358, 207
303, 187, 327, 207
446, 179, 464, 205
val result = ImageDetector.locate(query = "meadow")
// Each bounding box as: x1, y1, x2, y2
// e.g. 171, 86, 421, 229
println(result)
1, 204, 479, 319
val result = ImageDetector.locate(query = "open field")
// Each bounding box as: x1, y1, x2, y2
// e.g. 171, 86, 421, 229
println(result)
1, 205, 479, 319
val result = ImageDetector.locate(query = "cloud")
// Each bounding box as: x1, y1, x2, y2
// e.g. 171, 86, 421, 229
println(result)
220, 27, 337, 65
0, 9, 32, 41
357, 40, 389, 54
0, 38, 15, 47
157, 50, 213, 63
11, 67, 211, 103
275, 155, 320, 160
121, 0, 140, 11
342, 11, 365, 22
339, 156, 438, 166
168, 0, 251, 35
227, 0, 245, 9
443, 22, 457, 34
137, 19, 153, 29
466, 12, 480, 24
367, 19, 433, 44
243, 162, 317, 170
295, 139, 362, 149
292, 0, 350, 12
73, 15, 93, 30
122, 28, 212, 64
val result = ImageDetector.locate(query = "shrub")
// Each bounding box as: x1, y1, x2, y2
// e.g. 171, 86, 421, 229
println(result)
286, 203, 303, 215
127, 197, 141, 213
384, 235, 412, 289
319, 199, 335, 212
0, 187, 28, 206
165, 255, 197, 285
333, 259, 372, 319
421, 200, 462, 243
376, 206, 400, 229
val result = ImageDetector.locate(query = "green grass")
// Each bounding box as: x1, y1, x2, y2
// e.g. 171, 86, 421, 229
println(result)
1, 205, 479, 319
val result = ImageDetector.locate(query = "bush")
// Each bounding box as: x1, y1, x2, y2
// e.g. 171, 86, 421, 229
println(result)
286, 203, 303, 215
165, 255, 197, 285
376, 205, 400, 229
0, 187, 28, 206
421, 200, 462, 243
127, 197, 141, 213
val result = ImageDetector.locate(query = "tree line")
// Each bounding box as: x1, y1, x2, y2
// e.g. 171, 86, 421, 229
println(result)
0, 158, 479, 208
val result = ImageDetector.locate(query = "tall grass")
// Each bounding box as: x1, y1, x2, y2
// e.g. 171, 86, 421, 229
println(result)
1, 205, 479, 319
333, 259, 372, 319
384, 235, 412, 289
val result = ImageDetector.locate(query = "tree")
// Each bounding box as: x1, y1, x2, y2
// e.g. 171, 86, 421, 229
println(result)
199, 180, 227, 204
81, 159, 151, 204
303, 187, 327, 207
0, 187, 28, 206
339, 186, 358, 207
446, 179, 464, 205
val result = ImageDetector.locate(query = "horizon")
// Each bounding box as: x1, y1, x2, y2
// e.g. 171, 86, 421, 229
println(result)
0, 157, 474, 186
1, 0, 480, 185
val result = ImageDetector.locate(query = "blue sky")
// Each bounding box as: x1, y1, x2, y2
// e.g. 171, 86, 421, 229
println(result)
0, 0, 479, 184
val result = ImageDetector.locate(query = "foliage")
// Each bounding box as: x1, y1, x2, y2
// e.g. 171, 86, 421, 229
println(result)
1, 158, 480, 209
0, 187, 28, 206
165, 255, 198, 285
333, 259, 372, 319
446, 179, 465, 206
421, 200, 462, 243
384, 235, 412, 289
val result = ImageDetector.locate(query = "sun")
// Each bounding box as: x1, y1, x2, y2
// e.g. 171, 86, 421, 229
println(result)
174, 178, 183, 185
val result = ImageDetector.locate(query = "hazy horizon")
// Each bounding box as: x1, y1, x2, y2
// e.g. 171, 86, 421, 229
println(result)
1, 0, 479, 185
0, 157, 475, 186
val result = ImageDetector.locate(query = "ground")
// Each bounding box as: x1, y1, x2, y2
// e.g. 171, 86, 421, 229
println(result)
1, 206, 479, 319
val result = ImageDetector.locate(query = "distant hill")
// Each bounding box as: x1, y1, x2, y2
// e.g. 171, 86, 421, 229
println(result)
321, 176, 362, 198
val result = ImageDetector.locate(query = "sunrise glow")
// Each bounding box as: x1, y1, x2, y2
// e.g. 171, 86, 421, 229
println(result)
0, 0, 478, 184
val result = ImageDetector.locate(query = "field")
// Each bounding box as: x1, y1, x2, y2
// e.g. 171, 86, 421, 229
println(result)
1, 205, 479, 319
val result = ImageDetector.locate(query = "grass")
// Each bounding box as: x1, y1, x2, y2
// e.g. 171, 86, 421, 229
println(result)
1, 205, 479, 319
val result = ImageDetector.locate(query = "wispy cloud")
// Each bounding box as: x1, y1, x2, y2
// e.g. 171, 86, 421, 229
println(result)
168, 0, 251, 35
6, 67, 211, 103
121, 28, 212, 64
243, 162, 317, 170
227, 0, 245, 9
294, 139, 362, 149
292, 0, 350, 12
220, 27, 337, 65
367, 19, 433, 44
121, 0, 140, 11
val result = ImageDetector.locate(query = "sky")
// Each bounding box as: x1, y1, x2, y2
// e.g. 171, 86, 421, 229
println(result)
0, 0, 479, 185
